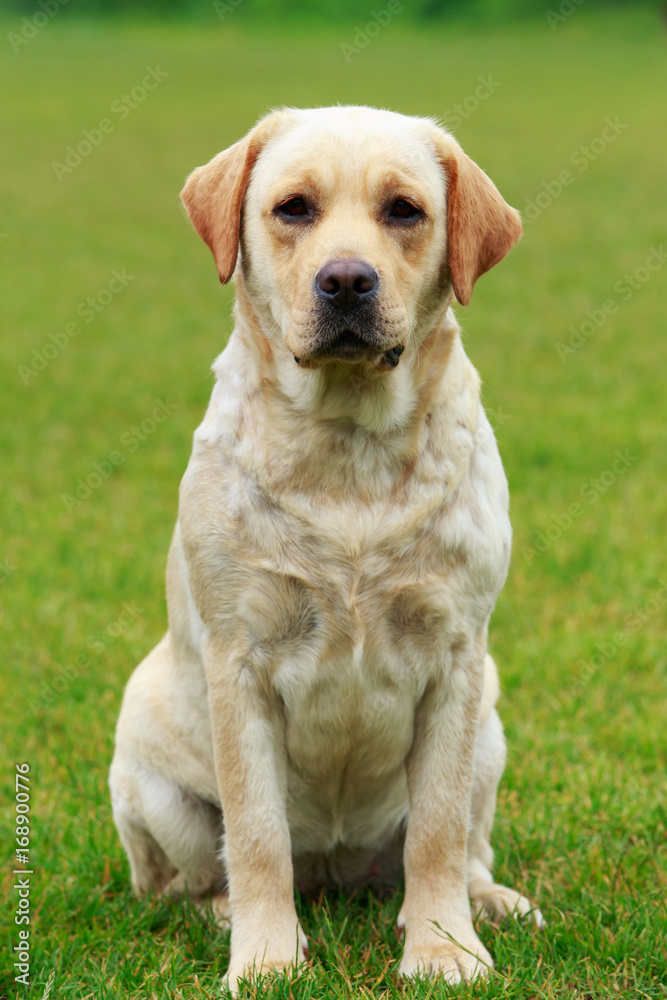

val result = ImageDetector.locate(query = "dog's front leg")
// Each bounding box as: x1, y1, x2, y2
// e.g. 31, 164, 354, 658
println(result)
204, 640, 307, 993
398, 640, 493, 983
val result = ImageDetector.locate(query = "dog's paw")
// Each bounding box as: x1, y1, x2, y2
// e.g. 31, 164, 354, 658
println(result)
222, 925, 309, 996
399, 934, 493, 984
470, 879, 545, 928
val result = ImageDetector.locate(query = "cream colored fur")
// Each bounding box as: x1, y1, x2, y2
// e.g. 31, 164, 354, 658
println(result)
109, 105, 542, 994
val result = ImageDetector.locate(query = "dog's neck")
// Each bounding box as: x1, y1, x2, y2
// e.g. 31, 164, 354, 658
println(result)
208, 276, 481, 501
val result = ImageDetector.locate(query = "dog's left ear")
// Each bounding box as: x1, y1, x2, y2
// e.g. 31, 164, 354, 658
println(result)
180, 111, 287, 284
434, 131, 522, 306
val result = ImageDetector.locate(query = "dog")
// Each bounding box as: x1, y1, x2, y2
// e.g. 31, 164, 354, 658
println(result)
110, 105, 543, 992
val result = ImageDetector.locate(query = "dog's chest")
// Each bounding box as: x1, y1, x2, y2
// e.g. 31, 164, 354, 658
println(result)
259, 526, 483, 849
241, 497, 492, 773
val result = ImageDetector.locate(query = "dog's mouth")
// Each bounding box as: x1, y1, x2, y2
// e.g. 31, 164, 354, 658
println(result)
320, 329, 374, 360
294, 330, 405, 368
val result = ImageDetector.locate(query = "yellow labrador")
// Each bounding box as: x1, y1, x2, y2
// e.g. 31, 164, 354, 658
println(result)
110, 105, 542, 991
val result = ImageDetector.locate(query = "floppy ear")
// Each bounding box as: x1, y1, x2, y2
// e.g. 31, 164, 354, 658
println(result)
180, 138, 256, 284
436, 133, 522, 306
180, 113, 285, 284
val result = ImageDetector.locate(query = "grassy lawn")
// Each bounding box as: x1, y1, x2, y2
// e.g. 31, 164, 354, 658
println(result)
1, 7, 665, 998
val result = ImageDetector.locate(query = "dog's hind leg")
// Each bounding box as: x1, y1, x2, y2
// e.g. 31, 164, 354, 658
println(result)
110, 755, 177, 894
467, 656, 544, 927
111, 753, 225, 900
112, 808, 177, 895
110, 631, 226, 902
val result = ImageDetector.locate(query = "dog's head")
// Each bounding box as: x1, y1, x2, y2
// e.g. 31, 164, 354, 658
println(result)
181, 106, 521, 376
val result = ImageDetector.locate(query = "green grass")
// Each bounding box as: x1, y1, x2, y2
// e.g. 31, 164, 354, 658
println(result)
1, 7, 666, 998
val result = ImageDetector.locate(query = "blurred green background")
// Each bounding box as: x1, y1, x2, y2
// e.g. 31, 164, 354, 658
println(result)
1, 2, 666, 998
0, 0, 656, 20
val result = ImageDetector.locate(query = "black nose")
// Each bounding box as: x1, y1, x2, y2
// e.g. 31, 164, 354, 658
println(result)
315, 259, 378, 310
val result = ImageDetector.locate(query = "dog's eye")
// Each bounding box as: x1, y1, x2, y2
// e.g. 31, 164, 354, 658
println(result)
390, 199, 419, 220
276, 197, 309, 219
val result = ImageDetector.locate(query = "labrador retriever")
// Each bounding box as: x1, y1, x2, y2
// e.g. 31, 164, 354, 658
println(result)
109, 105, 543, 992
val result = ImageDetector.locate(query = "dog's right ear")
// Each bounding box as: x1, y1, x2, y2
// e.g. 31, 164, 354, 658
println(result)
180, 113, 285, 284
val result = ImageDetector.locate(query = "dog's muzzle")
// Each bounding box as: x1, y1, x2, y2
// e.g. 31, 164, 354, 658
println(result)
292, 258, 404, 367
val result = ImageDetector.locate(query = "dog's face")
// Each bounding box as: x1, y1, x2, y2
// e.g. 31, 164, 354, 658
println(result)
242, 108, 450, 371
181, 106, 521, 376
